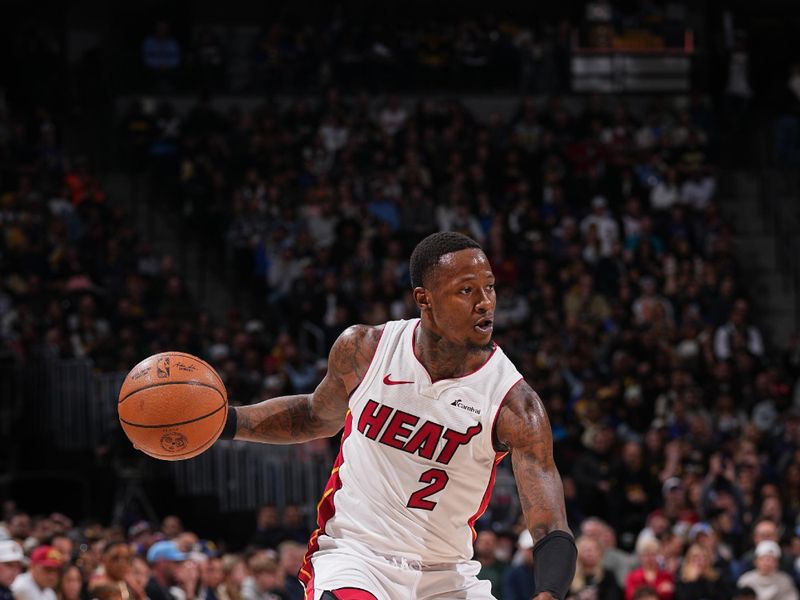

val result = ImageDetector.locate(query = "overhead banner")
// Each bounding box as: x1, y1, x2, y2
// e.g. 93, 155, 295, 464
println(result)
572, 54, 691, 93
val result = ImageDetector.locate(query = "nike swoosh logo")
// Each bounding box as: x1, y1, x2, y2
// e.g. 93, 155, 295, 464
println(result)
383, 374, 414, 385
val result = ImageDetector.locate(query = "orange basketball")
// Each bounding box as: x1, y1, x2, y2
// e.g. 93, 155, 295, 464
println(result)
118, 352, 228, 461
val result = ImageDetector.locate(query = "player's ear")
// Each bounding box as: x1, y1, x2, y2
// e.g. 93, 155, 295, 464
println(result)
413, 287, 430, 311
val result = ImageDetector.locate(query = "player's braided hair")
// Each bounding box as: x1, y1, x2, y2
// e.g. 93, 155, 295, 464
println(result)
409, 232, 482, 288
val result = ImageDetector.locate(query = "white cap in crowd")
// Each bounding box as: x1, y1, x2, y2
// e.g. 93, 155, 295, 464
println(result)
755, 540, 781, 558
518, 529, 534, 550
0, 540, 24, 564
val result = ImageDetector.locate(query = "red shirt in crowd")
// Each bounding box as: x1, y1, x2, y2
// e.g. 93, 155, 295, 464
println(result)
624, 567, 675, 600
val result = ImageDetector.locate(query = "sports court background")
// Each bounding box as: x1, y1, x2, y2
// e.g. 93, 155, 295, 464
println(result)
2, 0, 800, 597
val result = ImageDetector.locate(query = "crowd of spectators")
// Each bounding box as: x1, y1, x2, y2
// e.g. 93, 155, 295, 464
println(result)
133, 3, 693, 95
137, 2, 695, 95
5, 11, 800, 597
0, 105, 203, 373
6, 83, 800, 596
130, 86, 800, 599
0, 505, 308, 600
135, 14, 571, 94
136, 89, 729, 415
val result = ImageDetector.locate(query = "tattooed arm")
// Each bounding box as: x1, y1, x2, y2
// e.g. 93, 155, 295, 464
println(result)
495, 379, 573, 600
234, 325, 382, 444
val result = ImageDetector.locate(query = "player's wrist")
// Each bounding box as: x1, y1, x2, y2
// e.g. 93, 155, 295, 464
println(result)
532, 530, 577, 600
219, 406, 238, 440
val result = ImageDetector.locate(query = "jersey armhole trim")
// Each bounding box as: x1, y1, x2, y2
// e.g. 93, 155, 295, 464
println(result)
347, 322, 391, 401
489, 376, 524, 453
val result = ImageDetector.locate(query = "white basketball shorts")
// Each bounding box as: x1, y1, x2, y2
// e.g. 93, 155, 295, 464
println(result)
302, 539, 496, 600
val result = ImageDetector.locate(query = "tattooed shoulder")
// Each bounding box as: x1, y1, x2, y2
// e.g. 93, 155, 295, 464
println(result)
493, 379, 551, 453
497, 379, 568, 543
328, 324, 383, 388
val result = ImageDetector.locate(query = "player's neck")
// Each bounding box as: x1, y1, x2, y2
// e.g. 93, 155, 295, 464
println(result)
414, 324, 492, 382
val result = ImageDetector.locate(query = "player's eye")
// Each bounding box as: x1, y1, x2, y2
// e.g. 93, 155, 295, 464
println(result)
486, 284, 495, 291
460, 287, 472, 295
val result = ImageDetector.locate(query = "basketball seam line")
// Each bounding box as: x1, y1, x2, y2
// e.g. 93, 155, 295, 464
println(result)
120, 403, 226, 429
166, 352, 226, 389
118, 380, 225, 405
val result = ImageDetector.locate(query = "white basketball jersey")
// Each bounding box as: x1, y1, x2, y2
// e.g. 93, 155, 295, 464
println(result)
310, 318, 523, 564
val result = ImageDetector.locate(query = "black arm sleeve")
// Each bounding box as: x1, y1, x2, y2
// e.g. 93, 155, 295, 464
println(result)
532, 530, 578, 600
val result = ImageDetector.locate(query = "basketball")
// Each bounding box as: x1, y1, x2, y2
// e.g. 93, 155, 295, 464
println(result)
118, 352, 228, 461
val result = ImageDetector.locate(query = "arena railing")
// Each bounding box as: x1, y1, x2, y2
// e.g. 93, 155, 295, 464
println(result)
2, 358, 334, 520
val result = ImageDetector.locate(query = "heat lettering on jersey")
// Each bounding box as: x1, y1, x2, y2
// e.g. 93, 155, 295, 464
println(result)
357, 399, 482, 464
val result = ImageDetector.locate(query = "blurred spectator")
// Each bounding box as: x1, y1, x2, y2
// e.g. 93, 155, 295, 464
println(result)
12, 546, 64, 600
632, 276, 674, 327
170, 554, 201, 600
736, 540, 798, 600
734, 518, 795, 583
198, 556, 224, 600
713, 299, 765, 361
142, 21, 181, 91
679, 170, 716, 211
89, 542, 135, 599
581, 518, 637, 587
501, 530, 535, 600
687, 522, 734, 585
175, 533, 199, 556
567, 535, 623, 600
573, 422, 618, 521
127, 556, 150, 600
650, 169, 681, 213
145, 541, 187, 600
218, 555, 245, 600
161, 517, 184, 541
674, 543, 731, 600
48, 536, 72, 565
276, 543, 303, 600
564, 273, 611, 326
624, 538, 675, 600
278, 507, 308, 545
378, 96, 408, 137
614, 441, 659, 540
0, 541, 24, 600
581, 196, 620, 257
6, 516, 31, 548
474, 530, 508, 598
56, 565, 82, 600
76, 538, 104, 592
249, 506, 285, 550
241, 554, 287, 600
128, 522, 154, 557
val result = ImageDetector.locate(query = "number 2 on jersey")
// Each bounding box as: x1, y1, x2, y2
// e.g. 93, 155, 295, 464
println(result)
407, 468, 449, 510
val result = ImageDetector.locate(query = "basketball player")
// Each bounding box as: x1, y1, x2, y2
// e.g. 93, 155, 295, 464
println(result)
220, 232, 577, 600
